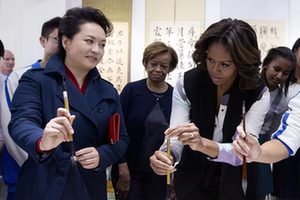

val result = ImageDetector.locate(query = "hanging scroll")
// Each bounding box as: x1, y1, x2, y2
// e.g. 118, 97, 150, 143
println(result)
97, 22, 129, 93
149, 20, 202, 86
247, 20, 285, 60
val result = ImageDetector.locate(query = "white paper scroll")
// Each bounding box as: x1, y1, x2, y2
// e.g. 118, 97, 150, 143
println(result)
247, 20, 285, 60
97, 22, 129, 93
148, 20, 203, 86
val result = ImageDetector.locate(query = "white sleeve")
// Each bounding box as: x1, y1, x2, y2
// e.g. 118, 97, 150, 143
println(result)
159, 76, 190, 163
7, 70, 24, 98
209, 143, 243, 166
1, 70, 28, 166
245, 88, 270, 137
272, 91, 300, 156
210, 87, 270, 166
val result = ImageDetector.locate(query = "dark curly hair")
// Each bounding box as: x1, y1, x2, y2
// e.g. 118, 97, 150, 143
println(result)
192, 18, 261, 90
292, 38, 300, 53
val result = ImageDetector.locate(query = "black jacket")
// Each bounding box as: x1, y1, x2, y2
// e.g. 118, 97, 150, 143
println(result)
174, 67, 265, 200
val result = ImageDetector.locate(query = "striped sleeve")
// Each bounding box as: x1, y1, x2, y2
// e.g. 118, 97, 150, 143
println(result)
272, 91, 300, 156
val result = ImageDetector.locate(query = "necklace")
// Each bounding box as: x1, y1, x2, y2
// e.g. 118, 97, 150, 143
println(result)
146, 79, 168, 93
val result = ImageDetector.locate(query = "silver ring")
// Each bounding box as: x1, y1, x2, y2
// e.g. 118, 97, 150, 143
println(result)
190, 133, 194, 139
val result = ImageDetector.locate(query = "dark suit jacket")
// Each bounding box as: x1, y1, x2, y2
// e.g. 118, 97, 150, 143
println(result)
9, 54, 129, 200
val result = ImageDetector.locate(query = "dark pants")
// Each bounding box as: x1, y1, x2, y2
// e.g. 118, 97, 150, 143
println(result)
127, 170, 166, 200
177, 183, 219, 200
2, 146, 20, 200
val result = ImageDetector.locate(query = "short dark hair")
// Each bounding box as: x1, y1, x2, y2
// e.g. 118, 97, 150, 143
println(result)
262, 46, 296, 95
41, 17, 62, 38
0, 40, 4, 57
192, 18, 261, 90
142, 41, 178, 72
292, 38, 300, 53
58, 7, 113, 60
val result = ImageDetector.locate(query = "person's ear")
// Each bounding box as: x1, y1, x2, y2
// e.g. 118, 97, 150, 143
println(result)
62, 36, 70, 51
39, 36, 46, 48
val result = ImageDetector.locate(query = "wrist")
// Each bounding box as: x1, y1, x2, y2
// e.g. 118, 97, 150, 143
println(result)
36, 137, 44, 153
36, 137, 52, 153
199, 138, 219, 158
196, 137, 206, 152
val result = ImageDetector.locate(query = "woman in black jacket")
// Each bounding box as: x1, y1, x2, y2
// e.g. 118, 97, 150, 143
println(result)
150, 18, 270, 200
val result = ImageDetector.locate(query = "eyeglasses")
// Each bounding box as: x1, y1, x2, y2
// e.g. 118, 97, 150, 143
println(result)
48, 36, 59, 44
147, 61, 170, 72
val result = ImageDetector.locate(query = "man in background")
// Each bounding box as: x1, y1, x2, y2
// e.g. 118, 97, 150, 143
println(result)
0, 39, 5, 199
0, 50, 15, 77
0, 39, 5, 151
0, 16, 62, 200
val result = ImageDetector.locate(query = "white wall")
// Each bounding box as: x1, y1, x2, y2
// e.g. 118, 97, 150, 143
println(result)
289, 0, 300, 47
131, 0, 145, 82
0, 0, 81, 68
205, 0, 300, 48
133, 0, 300, 81
1, 0, 299, 77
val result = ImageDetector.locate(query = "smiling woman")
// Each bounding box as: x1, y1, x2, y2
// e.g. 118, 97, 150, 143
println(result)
62, 22, 107, 86
8, 7, 129, 200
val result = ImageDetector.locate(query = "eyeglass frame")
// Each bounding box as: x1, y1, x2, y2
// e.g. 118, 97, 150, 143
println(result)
47, 36, 59, 44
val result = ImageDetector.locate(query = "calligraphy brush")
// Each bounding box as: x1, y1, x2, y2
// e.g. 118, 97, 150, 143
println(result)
166, 137, 171, 200
242, 100, 247, 195
62, 76, 77, 165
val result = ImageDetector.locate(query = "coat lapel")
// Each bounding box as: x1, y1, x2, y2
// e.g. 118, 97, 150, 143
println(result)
56, 78, 99, 127
45, 54, 115, 129
84, 79, 113, 110
56, 76, 116, 129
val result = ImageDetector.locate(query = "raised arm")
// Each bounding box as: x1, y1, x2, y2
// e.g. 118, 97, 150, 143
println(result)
233, 92, 300, 164
233, 126, 289, 163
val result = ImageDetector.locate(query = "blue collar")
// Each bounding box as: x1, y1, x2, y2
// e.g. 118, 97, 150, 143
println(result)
31, 60, 42, 69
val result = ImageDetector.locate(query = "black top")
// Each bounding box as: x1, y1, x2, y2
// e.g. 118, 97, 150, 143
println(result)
174, 67, 265, 200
